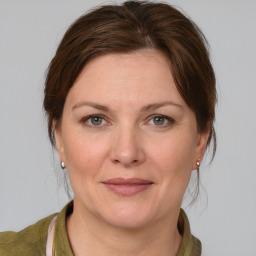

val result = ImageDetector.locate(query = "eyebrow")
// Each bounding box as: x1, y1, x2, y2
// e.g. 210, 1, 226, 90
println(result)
72, 101, 183, 112
72, 102, 109, 112
140, 102, 183, 111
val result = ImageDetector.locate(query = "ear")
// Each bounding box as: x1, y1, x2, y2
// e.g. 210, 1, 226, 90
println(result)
192, 124, 210, 170
53, 119, 65, 163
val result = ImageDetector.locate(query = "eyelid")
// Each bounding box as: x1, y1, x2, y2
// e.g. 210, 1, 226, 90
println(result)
81, 114, 109, 127
146, 114, 175, 126
80, 114, 174, 128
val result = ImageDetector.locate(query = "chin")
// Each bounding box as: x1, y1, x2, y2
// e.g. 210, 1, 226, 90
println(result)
105, 214, 152, 230
97, 203, 157, 230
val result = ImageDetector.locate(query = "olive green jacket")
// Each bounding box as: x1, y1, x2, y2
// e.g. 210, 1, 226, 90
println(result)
0, 202, 201, 255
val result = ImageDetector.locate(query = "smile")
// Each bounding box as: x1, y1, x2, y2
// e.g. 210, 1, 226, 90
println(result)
102, 178, 154, 196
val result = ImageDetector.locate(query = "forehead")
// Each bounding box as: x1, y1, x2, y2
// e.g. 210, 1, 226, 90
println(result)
66, 49, 185, 108
79, 49, 171, 76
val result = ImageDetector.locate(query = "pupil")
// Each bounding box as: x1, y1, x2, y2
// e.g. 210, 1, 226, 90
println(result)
154, 117, 164, 125
92, 117, 102, 125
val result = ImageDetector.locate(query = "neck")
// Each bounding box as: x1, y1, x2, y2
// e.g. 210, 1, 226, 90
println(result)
66, 201, 182, 256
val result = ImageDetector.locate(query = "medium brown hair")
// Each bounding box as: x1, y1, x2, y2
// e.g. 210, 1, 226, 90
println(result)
44, 1, 216, 158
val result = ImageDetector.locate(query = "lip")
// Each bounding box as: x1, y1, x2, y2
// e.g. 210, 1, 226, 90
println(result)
102, 178, 154, 196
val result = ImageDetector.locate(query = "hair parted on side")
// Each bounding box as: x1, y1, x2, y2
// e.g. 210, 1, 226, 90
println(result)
44, 1, 217, 160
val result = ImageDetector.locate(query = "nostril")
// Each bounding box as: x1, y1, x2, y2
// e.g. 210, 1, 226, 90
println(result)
112, 158, 139, 165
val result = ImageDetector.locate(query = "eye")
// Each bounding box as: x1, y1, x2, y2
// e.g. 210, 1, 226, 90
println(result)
82, 115, 107, 127
148, 115, 174, 126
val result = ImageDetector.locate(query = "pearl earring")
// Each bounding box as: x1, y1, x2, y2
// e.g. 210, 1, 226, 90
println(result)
196, 160, 200, 171
61, 161, 65, 169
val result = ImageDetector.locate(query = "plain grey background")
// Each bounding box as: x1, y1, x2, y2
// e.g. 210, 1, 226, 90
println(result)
0, 0, 255, 255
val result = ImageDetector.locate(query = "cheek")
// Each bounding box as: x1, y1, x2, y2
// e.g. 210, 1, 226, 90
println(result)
148, 131, 197, 194
149, 134, 196, 210
62, 130, 110, 176
150, 133, 196, 171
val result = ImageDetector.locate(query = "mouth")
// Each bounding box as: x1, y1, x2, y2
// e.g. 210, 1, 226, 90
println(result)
101, 178, 154, 196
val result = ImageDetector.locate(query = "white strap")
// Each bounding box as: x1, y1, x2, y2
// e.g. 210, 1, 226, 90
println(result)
46, 215, 57, 256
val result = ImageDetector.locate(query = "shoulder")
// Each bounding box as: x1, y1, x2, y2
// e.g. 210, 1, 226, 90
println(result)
0, 213, 56, 256
191, 235, 202, 255
178, 209, 202, 256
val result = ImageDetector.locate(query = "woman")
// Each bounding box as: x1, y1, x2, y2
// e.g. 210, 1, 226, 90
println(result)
0, 1, 216, 255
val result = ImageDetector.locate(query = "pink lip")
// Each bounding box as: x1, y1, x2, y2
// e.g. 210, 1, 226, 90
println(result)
102, 178, 153, 196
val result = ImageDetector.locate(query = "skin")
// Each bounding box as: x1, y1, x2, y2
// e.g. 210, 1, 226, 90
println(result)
55, 49, 209, 256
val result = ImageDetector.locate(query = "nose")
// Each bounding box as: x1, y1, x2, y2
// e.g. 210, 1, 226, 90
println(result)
110, 125, 146, 167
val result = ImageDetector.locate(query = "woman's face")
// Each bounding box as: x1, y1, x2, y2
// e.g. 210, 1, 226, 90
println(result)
55, 49, 209, 228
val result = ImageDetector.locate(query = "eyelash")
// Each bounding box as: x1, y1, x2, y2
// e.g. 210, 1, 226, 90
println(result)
147, 114, 175, 127
81, 114, 107, 128
81, 114, 175, 128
